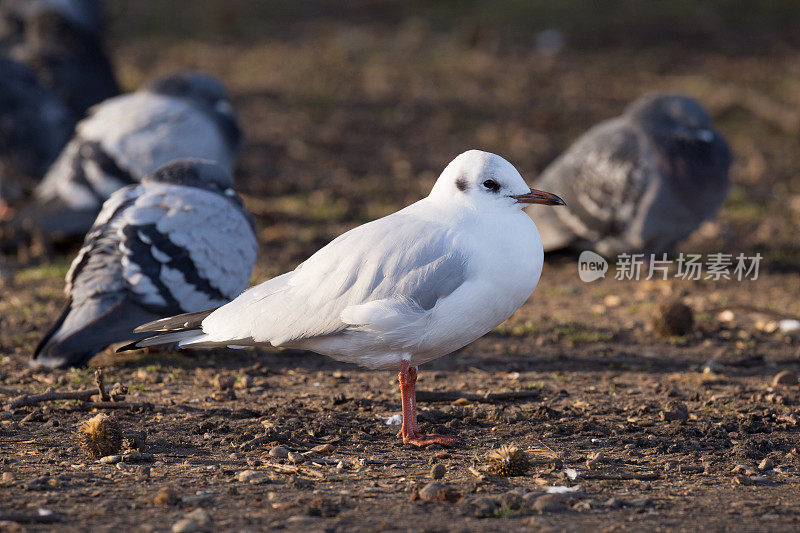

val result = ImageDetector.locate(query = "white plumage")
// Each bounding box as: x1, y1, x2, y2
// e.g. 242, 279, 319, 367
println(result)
132, 151, 566, 447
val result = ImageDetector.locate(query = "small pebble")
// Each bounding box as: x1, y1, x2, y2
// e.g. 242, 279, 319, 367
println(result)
154, 487, 178, 506
171, 518, 197, 533
184, 508, 210, 526
758, 457, 774, 471
660, 401, 689, 422
311, 443, 334, 454
532, 494, 567, 513
100, 455, 122, 464
213, 375, 235, 390
586, 452, 604, 469
778, 319, 800, 333
237, 470, 268, 484
718, 310, 735, 322
1, 472, 15, 484
269, 446, 289, 459
417, 482, 460, 502
772, 370, 797, 387
287, 452, 305, 464
464, 496, 497, 518
430, 463, 446, 480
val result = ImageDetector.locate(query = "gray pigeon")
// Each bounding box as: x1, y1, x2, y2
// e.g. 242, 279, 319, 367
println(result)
13, 70, 242, 240
0, 0, 104, 42
0, 0, 117, 115
32, 159, 257, 369
0, 57, 75, 216
526, 93, 731, 256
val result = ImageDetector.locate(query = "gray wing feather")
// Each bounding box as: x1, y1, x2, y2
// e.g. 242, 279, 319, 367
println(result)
33, 181, 257, 367
31, 92, 237, 237
527, 118, 657, 253
199, 211, 469, 346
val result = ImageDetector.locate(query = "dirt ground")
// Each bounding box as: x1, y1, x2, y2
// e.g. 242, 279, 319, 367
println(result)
3, 2, 800, 531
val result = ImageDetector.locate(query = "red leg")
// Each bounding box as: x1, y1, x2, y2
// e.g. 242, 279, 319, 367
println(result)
396, 360, 456, 447
0, 201, 14, 222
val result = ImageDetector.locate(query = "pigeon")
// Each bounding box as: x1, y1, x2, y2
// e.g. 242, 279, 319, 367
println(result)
526, 93, 731, 257
0, 0, 105, 42
32, 159, 257, 369
124, 150, 565, 447
13, 71, 242, 240
0, 0, 117, 115
0, 57, 75, 217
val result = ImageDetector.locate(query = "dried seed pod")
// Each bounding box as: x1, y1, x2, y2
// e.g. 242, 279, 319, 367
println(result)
486, 444, 529, 476
651, 299, 694, 337
76, 413, 122, 459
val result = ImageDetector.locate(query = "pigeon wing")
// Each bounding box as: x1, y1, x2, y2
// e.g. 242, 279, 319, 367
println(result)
527, 118, 657, 251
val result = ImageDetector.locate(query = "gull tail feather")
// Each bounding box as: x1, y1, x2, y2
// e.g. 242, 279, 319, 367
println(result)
133, 308, 218, 333
119, 307, 225, 352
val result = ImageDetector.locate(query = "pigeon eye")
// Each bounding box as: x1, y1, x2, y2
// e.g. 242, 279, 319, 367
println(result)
483, 179, 500, 192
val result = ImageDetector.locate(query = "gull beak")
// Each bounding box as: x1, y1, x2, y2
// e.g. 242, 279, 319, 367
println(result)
511, 188, 566, 206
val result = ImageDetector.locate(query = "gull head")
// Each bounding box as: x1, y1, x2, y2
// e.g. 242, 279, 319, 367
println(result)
429, 150, 565, 212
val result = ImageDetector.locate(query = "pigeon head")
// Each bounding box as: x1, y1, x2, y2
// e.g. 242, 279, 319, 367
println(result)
146, 71, 242, 152
626, 93, 731, 201
626, 93, 722, 147
143, 159, 235, 197
0, 0, 102, 42
429, 150, 565, 212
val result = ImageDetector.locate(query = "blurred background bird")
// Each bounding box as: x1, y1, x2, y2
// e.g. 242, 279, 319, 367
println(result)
9, 70, 242, 246
0, 57, 75, 218
32, 159, 257, 369
526, 93, 731, 257
0, 0, 118, 116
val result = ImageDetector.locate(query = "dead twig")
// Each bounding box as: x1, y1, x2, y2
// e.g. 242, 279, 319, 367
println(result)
468, 466, 486, 481
581, 471, 661, 481
94, 369, 110, 402
9, 370, 141, 409
10, 388, 97, 409
70, 401, 153, 410
239, 435, 273, 451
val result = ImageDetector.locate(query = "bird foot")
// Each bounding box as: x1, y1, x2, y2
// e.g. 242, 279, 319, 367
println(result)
399, 431, 457, 447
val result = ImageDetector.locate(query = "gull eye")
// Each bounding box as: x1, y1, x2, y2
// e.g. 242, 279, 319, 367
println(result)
483, 179, 500, 192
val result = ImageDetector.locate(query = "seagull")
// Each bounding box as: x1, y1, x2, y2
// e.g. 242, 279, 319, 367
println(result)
32, 159, 257, 369
0, 0, 117, 115
12, 70, 242, 241
124, 150, 565, 447
526, 93, 731, 257
0, 57, 75, 218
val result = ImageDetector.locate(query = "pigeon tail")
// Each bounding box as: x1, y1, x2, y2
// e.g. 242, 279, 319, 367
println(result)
32, 296, 160, 368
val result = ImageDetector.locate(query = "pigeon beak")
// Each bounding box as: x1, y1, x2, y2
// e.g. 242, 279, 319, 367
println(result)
511, 188, 566, 206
